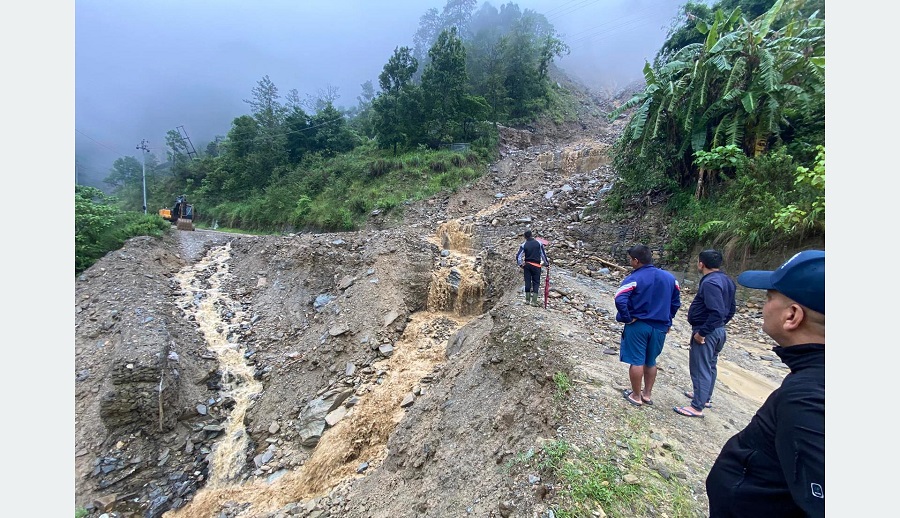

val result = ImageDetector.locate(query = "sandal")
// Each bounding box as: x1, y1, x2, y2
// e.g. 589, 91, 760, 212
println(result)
682, 390, 712, 408
622, 389, 643, 407
673, 405, 705, 418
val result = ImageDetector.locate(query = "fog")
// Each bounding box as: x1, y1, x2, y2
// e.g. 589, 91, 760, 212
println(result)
75, 0, 686, 187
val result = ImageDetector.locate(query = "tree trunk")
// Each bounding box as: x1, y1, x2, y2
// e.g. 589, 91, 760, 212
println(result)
695, 168, 707, 200
754, 136, 767, 157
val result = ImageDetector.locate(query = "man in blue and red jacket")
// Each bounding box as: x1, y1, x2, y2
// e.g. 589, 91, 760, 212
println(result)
614, 244, 681, 407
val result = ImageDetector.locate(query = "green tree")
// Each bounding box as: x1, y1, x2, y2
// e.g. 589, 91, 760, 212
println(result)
411, 0, 477, 78
379, 47, 418, 94
348, 80, 377, 138
165, 129, 193, 183
204, 137, 223, 158
76, 186, 122, 272
199, 115, 262, 200
499, 11, 566, 120
441, 0, 478, 39
285, 106, 314, 164
310, 103, 358, 156
103, 155, 150, 211
466, 3, 510, 120
373, 46, 423, 154
412, 7, 441, 76
244, 74, 289, 171
245, 74, 288, 132
421, 27, 469, 144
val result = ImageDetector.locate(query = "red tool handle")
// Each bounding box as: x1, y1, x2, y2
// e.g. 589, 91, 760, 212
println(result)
544, 266, 550, 309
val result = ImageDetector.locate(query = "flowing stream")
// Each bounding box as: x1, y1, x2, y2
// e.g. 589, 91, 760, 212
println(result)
175, 242, 263, 487
167, 221, 486, 516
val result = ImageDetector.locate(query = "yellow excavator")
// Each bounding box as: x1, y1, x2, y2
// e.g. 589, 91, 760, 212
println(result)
158, 195, 196, 231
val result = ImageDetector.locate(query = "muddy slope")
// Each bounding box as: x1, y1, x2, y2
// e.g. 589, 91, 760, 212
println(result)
74, 81, 802, 518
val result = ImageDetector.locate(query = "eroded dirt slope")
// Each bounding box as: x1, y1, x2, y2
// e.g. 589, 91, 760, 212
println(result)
74, 82, 798, 518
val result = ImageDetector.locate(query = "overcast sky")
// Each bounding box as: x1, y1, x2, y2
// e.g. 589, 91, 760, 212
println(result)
75, 0, 687, 186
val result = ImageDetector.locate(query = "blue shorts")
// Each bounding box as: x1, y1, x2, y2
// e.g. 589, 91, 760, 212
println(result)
619, 320, 667, 366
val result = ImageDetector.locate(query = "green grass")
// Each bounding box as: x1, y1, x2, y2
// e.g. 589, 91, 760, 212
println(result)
198, 224, 273, 236
75, 508, 88, 518
521, 412, 697, 517
553, 371, 572, 401
503, 447, 536, 472
197, 143, 492, 233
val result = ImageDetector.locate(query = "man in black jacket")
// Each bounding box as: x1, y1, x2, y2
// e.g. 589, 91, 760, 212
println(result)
515, 230, 550, 307
706, 250, 825, 517
675, 249, 736, 418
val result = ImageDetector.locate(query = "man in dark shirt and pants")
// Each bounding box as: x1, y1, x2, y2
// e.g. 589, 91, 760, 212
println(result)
515, 230, 550, 307
675, 249, 736, 418
706, 250, 825, 517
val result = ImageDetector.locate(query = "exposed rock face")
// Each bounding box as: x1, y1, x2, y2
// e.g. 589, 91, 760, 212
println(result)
536, 142, 611, 174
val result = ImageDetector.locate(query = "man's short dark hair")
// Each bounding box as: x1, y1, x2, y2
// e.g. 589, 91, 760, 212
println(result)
627, 244, 653, 265
699, 249, 724, 269
524, 230, 533, 239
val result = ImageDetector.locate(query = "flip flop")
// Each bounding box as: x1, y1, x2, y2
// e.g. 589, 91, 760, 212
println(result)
682, 390, 712, 408
641, 395, 654, 405
622, 389, 643, 407
673, 406, 705, 418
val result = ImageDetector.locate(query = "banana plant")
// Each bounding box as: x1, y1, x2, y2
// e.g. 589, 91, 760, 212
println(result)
609, 0, 824, 196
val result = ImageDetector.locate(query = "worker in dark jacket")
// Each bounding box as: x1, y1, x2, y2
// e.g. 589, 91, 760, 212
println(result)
706, 250, 825, 517
515, 230, 549, 306
675, 249, 736, 417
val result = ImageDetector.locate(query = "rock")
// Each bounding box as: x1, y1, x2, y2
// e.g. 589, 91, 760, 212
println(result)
92, 494, 117, 511
400, 393, 415, 407
325, 406, 348, 426
338, 276, 355, 290
383, 310, 400, 327
268, 422, 280, 434
655, 465, 672, 480
329, 323, 350, 336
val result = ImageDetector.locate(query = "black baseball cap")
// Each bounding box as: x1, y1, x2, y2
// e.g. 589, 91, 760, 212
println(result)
737, 250, 825, 314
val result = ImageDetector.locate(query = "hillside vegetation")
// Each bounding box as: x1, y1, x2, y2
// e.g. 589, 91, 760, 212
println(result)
76, 0, 824, 273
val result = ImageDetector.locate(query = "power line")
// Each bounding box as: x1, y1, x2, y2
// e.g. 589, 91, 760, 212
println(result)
566, 17, 666, 51
75, 112, 348, 165
561, 5, 660, 40
546, 0, 605, 22
541, 0, 594, 18
75, 129, 130, 156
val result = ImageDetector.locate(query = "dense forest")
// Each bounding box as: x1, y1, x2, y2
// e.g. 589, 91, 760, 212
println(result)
75, 0, 824, 273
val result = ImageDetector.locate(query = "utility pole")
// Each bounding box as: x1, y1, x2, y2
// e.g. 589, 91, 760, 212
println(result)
136, 139, 150, 214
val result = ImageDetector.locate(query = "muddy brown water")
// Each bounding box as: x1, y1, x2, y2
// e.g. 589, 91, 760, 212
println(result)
166, 220, 485, 517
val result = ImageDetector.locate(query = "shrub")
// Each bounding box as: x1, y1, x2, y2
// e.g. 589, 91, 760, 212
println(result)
75, 186, 170, 274
429, 160, 448, 173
